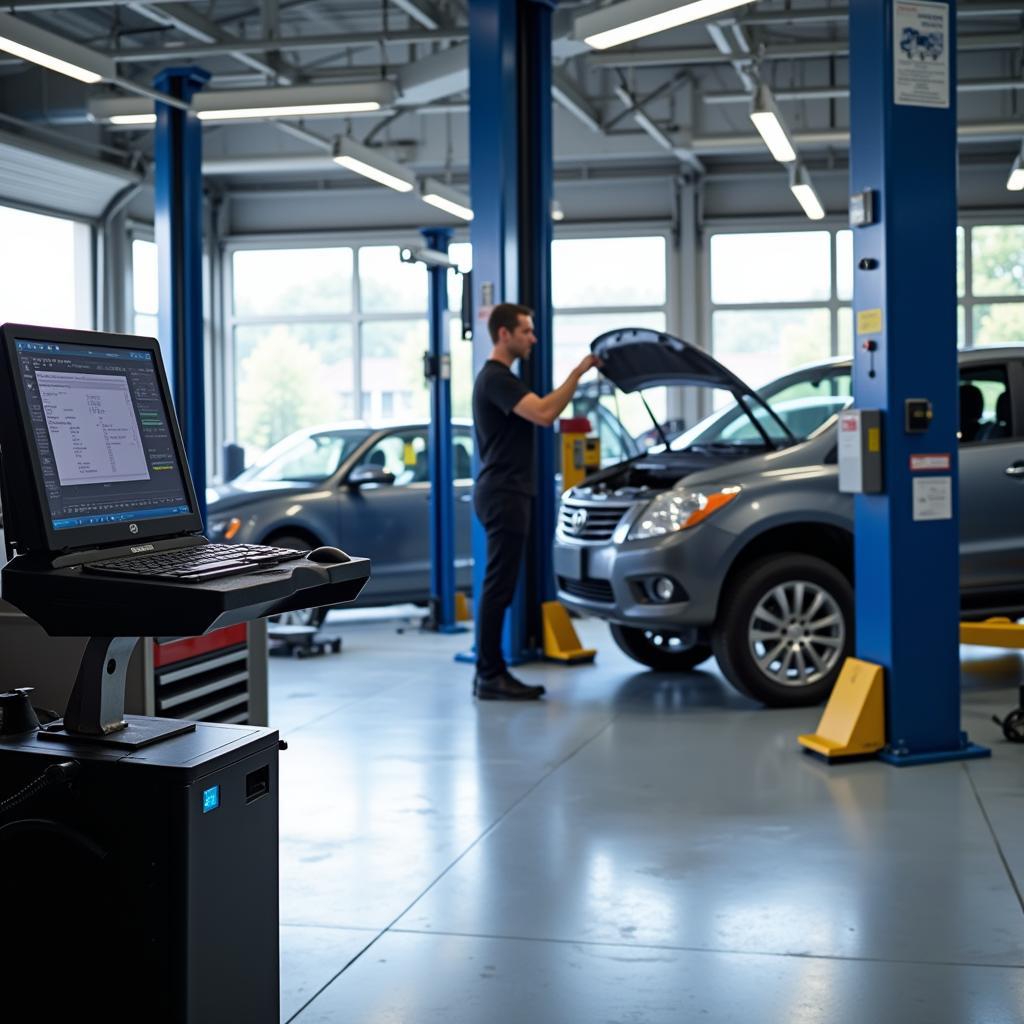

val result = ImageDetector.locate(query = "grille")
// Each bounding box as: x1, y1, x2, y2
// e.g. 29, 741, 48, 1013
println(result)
558, 500, 630, 542
559, 576, 614, 603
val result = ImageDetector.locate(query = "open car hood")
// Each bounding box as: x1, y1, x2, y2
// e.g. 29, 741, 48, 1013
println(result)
590, 327, 796, 447
591, 327, 752, 394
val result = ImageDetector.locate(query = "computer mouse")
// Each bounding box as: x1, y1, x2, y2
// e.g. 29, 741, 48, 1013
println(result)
306, 546, 351, 564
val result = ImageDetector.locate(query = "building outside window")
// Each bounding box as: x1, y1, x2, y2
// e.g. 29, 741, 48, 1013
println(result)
0, 203, 92, 328
707, 223, 1024, 391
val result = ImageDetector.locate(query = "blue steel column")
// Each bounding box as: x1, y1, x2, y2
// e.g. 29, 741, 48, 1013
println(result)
850, 0, 986, 764
423, 227, 462, 633
154, 66, 210, 525
468, 0, 555, 665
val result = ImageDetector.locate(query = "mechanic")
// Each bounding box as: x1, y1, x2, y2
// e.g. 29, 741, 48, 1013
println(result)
472, 302, 601, 701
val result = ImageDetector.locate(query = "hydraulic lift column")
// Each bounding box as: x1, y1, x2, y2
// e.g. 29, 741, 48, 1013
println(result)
850, 0, 985, 763
468, 0, 556, 664
155, 66, 210, 525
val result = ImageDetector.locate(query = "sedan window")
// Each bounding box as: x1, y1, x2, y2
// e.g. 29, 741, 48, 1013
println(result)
356, 431, 429, 486
242, 430, 369, 482
959, 366, 1012, 443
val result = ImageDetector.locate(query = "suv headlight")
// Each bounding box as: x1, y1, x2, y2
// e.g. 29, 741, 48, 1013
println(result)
628, 487, 741, 540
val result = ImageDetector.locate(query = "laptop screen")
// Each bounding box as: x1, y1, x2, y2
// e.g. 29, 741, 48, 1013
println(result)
10, 334, 196, 538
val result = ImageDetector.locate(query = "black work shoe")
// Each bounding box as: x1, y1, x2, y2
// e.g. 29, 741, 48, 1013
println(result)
500, 670, 545, 696
473, 673, 544, 701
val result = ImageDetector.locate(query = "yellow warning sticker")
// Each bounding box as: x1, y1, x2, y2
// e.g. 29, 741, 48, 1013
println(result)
867, 427, 881, 453
857, 308, 883, 334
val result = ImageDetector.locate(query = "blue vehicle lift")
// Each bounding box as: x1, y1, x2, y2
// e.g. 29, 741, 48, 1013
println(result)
154, 66, 210, 526
420, 227, 466, 634
848, 0, 986, 764
465, 0, 556, 666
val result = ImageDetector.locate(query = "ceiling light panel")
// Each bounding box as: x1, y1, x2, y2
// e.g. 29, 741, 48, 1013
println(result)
333, 137, 416, 193
0, 12, 115, 83
577, 0, 752, 50
421, 178, 473, 221
750, 84, 798, 164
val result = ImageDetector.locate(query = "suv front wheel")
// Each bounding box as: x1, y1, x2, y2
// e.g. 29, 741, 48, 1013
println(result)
712, 553, 853, 707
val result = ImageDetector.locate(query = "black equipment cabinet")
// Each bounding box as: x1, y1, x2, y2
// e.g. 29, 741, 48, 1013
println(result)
2, 722, 280, 1023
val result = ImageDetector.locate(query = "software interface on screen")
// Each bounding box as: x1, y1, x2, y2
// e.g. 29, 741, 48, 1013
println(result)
14, 338, 192, 531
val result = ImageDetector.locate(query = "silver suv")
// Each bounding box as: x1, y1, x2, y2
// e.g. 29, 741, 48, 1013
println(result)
554, 329, 1024, 706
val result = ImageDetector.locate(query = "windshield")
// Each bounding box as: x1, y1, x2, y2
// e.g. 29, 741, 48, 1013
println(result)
238, 428, 371, 483
671, 365, 853, 450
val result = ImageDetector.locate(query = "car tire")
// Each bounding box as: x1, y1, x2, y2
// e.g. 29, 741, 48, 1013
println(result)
266, 534, 329, 630
609, 623, 713, 671
712, 553, 853, 708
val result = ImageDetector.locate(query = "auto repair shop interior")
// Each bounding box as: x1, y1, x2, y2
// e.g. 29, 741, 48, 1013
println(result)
0, 0, 1023, 1021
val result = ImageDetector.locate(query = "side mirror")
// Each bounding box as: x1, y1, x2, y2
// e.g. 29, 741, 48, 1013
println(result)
349, 464, 396, 488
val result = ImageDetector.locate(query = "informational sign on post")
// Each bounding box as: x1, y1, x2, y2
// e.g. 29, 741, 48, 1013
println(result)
912, 475, 952, 521
893, 1, 950, 109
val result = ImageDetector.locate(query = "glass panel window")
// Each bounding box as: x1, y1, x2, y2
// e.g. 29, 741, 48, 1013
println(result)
235, 322, 354, 456
453, 428, 474, 480
359, 245, 427, 314
355, 429, 429, 486
232, 247, 352, 316
838, 307, 853, 355
958, 304, 966, 348
971, 226, 1024, 297
710, 231, 831, 304
0, 204, 91, 327
959, 365, 1011, 442
450, 319, 473, 419
132, 238, 159, 336
243, 429, 369, 483
957, 225, 965, 298
552, 236, 666, 308
447, 241, 472, 312
837, 230, 853, 302
361, 320, 429, 421
972, 303, 1024, 346
712, 308, 831, 389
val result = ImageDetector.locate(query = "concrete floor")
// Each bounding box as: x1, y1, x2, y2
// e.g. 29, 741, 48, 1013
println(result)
271, 611, 1024, 1023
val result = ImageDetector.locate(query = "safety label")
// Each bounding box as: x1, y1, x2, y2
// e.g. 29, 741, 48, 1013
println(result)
893, 1, 949, 109
912, 475, 952, 520
857, 308, 883, 335
910, 453, 951, 471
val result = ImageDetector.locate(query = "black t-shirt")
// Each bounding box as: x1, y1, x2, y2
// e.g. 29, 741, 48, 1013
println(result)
473, 359, 535, 497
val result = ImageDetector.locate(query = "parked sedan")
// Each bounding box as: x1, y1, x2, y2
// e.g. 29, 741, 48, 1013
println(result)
554, 328, 1024, 707
207, 420, 476, 622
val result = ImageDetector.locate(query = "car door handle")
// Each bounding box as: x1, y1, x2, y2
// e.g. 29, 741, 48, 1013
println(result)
1005, 462, 1024, 478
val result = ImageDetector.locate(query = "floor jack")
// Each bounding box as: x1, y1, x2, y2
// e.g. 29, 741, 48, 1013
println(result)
267, 623, 343, 659
959, 619, 1024, 743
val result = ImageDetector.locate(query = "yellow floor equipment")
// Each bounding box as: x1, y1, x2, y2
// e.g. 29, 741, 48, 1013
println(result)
541, 601, 596, 663
798, 657, 886, 761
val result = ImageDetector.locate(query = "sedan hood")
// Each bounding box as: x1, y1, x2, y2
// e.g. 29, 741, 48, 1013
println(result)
591, 327, 752, 394
208, 478, 316, 512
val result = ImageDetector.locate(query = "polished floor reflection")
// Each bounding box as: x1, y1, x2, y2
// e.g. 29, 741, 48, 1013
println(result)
274, 614, 1024, 1023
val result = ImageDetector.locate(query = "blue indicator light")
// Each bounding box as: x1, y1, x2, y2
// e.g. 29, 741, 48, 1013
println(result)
202, 785, 220, 813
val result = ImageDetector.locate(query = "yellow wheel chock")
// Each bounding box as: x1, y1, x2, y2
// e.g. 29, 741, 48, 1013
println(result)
454, 592, 472, 623
798, 657, 886, 761
542, 601, 596, 664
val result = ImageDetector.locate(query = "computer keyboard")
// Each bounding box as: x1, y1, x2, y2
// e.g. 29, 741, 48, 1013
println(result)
82, 543, 306, 582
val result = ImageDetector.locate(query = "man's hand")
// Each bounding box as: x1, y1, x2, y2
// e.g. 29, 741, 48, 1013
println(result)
513, 353, 604, 427
575, 353, 602, 377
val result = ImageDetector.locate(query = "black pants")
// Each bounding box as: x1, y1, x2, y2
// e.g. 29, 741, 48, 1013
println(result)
475, 491, 530, 679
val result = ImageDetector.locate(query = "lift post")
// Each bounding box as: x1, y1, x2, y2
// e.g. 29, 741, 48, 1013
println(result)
467, 0, 556, 665
154, 66, 210, 525
420, 227, 465, 634
848, 0, 986, 764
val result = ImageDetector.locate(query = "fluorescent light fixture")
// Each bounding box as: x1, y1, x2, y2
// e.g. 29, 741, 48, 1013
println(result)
551, 199, 565, 222
421, 178, 473, 221
577, 0, 752, 50
0, 11, 115, 84
750, 83, 797, 164
332, 136, 415, 193
89, 82, 394, 127
111, 113, 157, 126
195, 83, 392, 121
789, 163, 826, 221
1008, 150, 1024, 192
